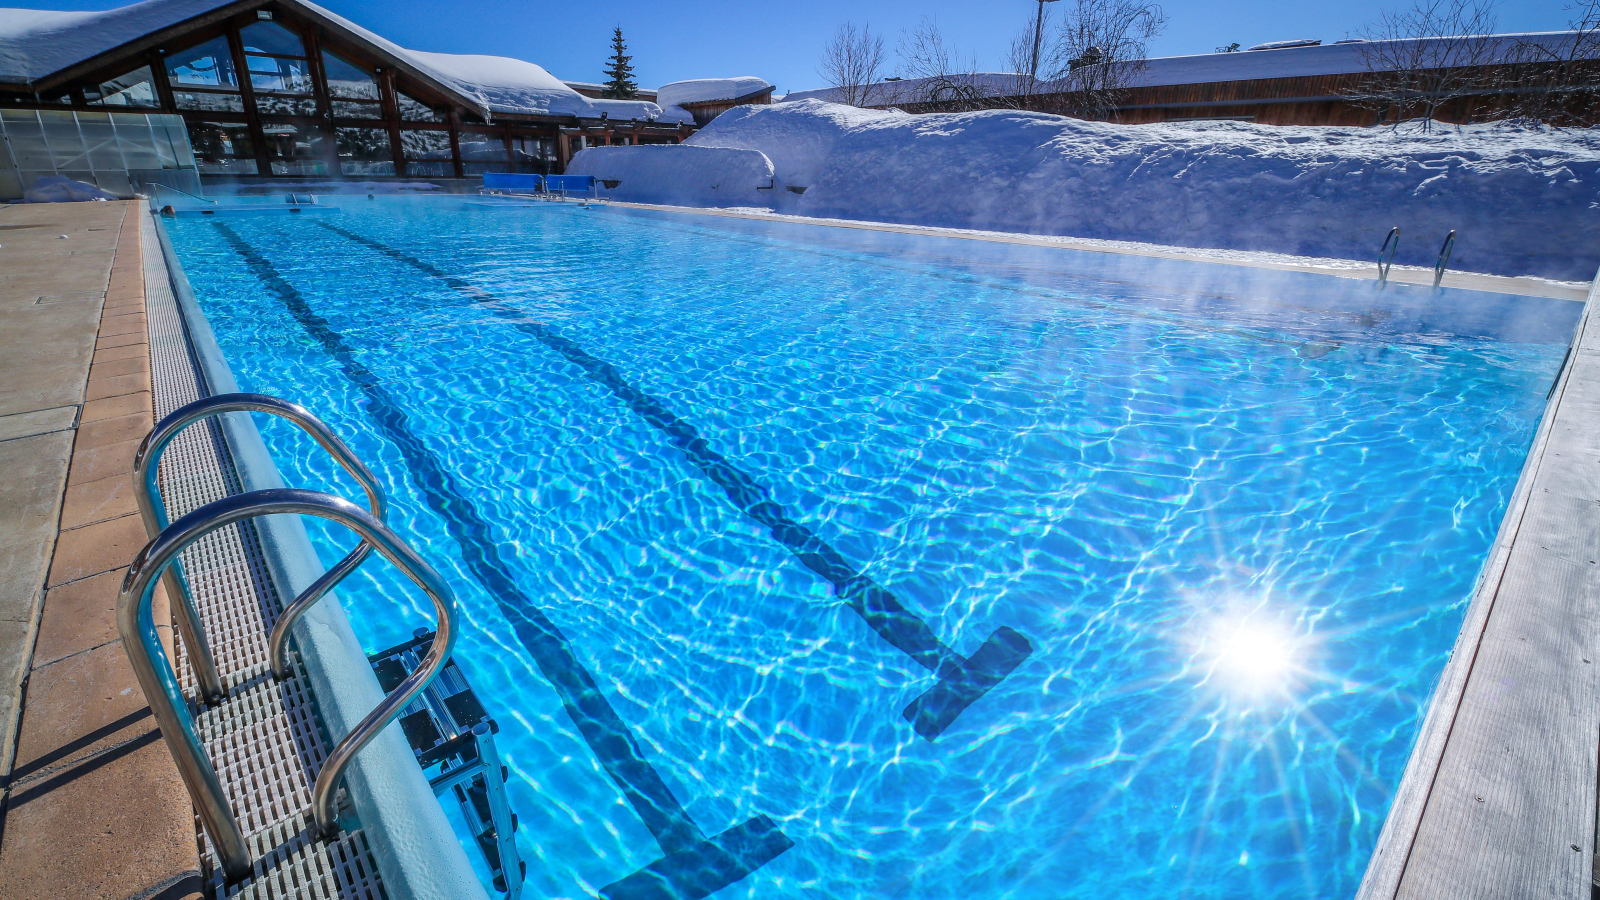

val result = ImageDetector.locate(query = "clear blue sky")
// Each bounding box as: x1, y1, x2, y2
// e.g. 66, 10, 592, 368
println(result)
27, 0, 1575, 94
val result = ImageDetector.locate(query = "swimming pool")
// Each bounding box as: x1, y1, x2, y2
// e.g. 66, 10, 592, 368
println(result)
166, 197, 1579, 900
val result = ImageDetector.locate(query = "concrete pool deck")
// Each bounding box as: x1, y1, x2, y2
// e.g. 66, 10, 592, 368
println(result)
0, 200, 201, 900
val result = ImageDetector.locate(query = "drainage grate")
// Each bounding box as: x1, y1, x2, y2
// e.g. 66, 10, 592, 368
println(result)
141, 211, 385, 900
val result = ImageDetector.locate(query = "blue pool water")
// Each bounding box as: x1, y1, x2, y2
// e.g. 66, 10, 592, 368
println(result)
167, 197, 1578, 900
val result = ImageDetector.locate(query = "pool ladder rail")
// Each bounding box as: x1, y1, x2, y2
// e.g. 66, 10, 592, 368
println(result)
1376, 226, 1457, 288
369, 630, 525, 898
122, 392, 518, 893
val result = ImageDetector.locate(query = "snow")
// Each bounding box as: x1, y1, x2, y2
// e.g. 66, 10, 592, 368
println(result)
22, 175, 116, 202
0, 0, 229, 84
595, 99, 1600, 280
656, 77, 773, 108
397, 49, 590, 118
0, 0, 653, 123
566, 145, 774, 207
585, 97, 694, 125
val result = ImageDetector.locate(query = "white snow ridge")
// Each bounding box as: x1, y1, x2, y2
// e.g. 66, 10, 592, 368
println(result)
571, 99, 1600, 281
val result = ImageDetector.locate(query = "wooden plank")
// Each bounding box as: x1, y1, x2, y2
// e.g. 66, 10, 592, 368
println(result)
1359, 276, 1600, 899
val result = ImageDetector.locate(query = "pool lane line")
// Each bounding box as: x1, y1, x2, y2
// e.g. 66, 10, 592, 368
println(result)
209, 223, 793, 896
313, 219, 1034, 741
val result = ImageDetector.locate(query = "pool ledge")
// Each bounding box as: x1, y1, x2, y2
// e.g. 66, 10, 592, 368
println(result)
1358, 268, 1600, 900
600, 201, 1585, 302
150, 212, 488, 900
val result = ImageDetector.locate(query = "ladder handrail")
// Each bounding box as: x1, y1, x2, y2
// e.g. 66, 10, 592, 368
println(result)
118, 488, 459, 882
1378, 226, 1399, 284
149, 181, 218, 205
1434, 229, 1456, 288
133, 394, 387, 703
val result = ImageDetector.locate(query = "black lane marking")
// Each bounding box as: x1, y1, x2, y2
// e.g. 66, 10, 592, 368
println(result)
314, 220, 1034, 740
209, 224, 795, 887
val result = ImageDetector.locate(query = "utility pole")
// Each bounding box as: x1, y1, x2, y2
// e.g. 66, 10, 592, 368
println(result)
1030, 0, 1061, 87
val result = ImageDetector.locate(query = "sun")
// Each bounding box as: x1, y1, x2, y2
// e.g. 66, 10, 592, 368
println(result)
1192, 612, 1317, 707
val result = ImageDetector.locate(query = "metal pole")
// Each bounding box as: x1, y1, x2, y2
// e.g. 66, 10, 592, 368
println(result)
1031, 0, 1046, 87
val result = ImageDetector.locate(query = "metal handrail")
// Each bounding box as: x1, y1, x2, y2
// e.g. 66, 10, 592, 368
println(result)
149, 182, 218, 205
118, 488, 459, 881
1434, 230, 1456, 287
1378, 226, 1399, 284
133, 394, 386, 702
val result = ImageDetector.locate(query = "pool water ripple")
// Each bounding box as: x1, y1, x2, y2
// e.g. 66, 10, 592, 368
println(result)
168, 197, 1576, 900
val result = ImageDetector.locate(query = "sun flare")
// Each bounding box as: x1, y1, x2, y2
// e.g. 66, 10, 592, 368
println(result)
1196, 613, 1316, 705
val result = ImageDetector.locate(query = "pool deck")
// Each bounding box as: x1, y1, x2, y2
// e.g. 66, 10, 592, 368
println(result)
1358, 274, 1600, 900
606, 201, 1588, 301
0, 199, 201, 900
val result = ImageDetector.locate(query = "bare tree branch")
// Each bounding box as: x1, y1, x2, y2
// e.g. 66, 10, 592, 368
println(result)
1504, 0, 1600, 125
1354, 0, 1502, 131
1043, 0, 1167, 121
818, 22, 887, 107
896, 17, 999, 111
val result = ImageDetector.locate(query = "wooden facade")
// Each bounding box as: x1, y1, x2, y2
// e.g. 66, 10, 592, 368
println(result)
0, 0, 691, 180
675, 87, 776, 127
889, 62, 1600, 127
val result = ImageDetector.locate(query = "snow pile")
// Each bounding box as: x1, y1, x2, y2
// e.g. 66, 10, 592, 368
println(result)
24, 175, 116, 202
653, 99, 1600, 280
657, 77, 772, 108
566, 145, 774, 207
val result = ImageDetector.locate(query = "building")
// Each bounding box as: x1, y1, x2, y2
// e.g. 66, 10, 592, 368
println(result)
656, 77, 774, 127
0, 0, 704, 190
784, 32, 1595, 127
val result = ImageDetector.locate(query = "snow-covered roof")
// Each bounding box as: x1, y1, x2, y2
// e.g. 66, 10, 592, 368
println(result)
0, 0, 229, 84
782, 73, 1026, 105
0, 0, 645, 122
399, 49, 590, 118
656, 76, 773, 108
586, 96, 694, 125
782, 31, 1583, 102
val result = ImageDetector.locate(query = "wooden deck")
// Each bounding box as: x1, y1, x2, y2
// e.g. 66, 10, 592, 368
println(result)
1359, 275, 1600, 899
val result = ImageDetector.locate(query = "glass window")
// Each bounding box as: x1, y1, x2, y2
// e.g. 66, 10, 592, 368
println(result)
458, 138, 506, 163
186, 120, 254, 160
256, 94, 317, 115
400, 128, 451, 160
248, 55, 313, 94
166, 36, 238, 88
173, 91, 245, 112
333, 100, 383, 120
397, 92, 443, 122
323, 50, 378, 100
88, 66, 158, 107
262, 121, 330, 175
335, 126, 393, 174
238, 21, 306, 57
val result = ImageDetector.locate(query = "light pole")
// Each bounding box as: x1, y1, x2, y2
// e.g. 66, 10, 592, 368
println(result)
1030, 0, 1062, 88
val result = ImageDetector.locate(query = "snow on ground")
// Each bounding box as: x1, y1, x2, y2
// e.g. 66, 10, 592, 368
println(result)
656, 77, 773, 108
567, 146, 773, 207
573, 99, 1600, 281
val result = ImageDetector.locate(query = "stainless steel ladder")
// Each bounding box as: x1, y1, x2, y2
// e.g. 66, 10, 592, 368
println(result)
122, 393, 463, 886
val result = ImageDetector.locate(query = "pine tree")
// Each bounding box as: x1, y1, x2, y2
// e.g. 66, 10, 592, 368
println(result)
601, 26, 638, 99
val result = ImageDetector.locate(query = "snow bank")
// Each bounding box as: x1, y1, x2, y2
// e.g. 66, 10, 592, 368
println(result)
657, 77, 772, 108
23, 175, 116, 202
665, 100, 1600, 280
567, 145, 774, 207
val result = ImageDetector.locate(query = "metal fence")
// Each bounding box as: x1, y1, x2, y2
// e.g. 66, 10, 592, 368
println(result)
0, 109, 200, 200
